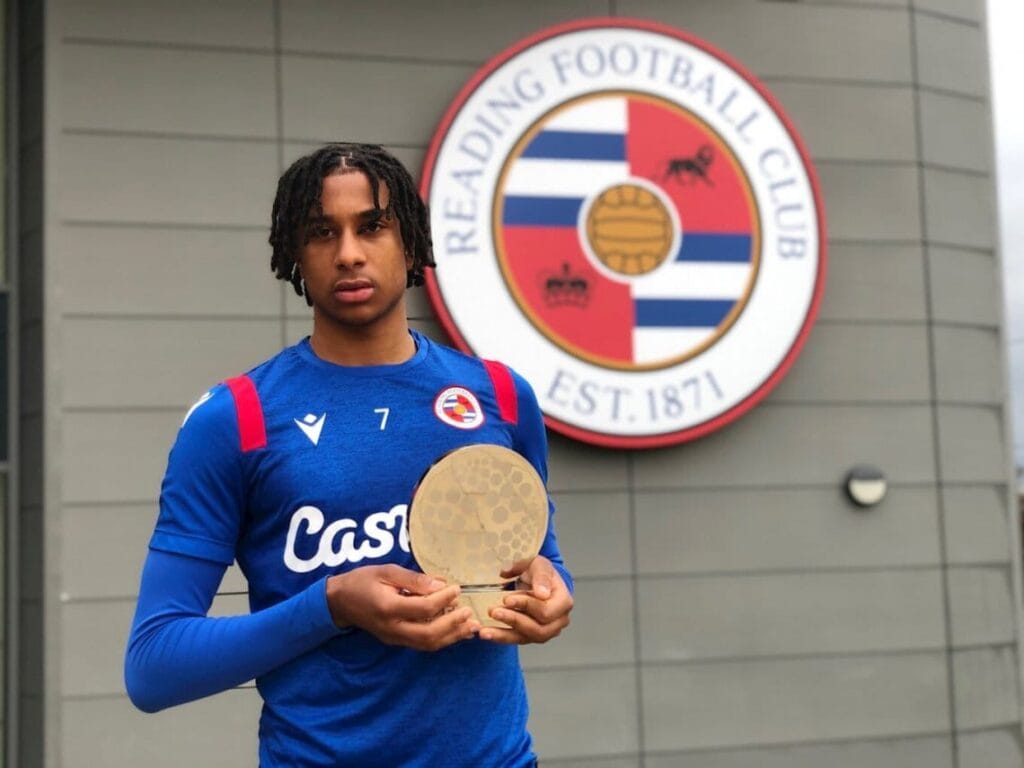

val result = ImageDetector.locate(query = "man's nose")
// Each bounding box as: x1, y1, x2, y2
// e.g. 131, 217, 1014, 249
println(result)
334, 234, 366, 268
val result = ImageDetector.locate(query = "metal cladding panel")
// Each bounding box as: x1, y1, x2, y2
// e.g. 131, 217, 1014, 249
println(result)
35, 0, 1020, 766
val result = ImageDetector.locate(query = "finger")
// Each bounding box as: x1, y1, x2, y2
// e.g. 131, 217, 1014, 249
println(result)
504, 557, 556, 600
481, 605, 569, 644
393, 607, 481, 651
386, 584, 462, 622
378, 564, 448, 596
498, 557, 535, 580
504, 586, 573, 619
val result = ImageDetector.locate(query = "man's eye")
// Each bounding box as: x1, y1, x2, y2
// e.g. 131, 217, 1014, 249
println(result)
309, 225, 333, 239
361, 219, 385, 234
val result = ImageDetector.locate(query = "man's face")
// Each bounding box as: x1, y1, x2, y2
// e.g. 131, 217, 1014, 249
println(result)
298, 171, 412, 332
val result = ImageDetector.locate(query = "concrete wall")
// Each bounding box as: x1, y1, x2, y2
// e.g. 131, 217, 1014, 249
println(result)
24, 0, 1020, 766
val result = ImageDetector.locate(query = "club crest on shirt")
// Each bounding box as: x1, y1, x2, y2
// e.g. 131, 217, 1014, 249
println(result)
422, 18, 825, 449
433, 386, 485, 429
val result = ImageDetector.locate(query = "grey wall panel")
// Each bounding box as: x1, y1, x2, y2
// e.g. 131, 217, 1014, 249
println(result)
61, 317, 282, 408
62, 505, 154, 601
928, 247, 1001, 325
526, 666, 639, 760
281, 0, 610, 61
787, 243, 926, 322
923, 168, 995, 249
281, 290, 313, 322
947, 567, 1016, 645
408, 317, 445, 344
281, 57, 474, 145
632, 405, 936, 488
60, 227, 282, 317
933, 325, 1002, 403
62, 411, 180, 503
58, 135, 278, 226
63, 508, 247, 601
61, 692, 261, 768
281, 142, 427, 188
937, 405, 1008, 483
618, 2, 912, 82
645, 735, 953, 768
635, 487, 942, 573
546, 758, 638, 768
769, 323, 930, 403
547, 435, 630, 492
521, 578, 634, 670
638, 570, 945, 661
552, 491, 632, 579
916, 0, 983, 21
405, 285, 434, 322
642, 653, 949, 751
959, 728, 1024, 768
221, 565, 249, 593
953, 646, 1020, 729
818, 163, 922, 241
919, 90, 992, 172
61, 601, 132, 697
943, 486, 1012, 564
210, 592, 250, 617
59, 0, 275, 49
765, 82, 915, 162
914, 13, 987, 96
284, 315, 313, 346
61, 44, 276, 137
806, 0, 908, 5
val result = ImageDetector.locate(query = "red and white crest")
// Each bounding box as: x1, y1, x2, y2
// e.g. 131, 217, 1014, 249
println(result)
423, 19, 826, 449
433, 386, 485, 430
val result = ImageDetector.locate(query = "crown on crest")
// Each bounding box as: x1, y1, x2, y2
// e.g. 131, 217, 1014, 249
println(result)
542, 262, 590, 308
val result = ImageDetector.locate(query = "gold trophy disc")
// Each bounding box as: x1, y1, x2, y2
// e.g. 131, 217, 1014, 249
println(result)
408, 444, 549, 628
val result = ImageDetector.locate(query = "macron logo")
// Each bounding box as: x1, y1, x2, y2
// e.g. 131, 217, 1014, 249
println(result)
294, 413, 326, 446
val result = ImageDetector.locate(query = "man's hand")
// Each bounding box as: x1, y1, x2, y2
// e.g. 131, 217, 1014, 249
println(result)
479, 556, 573, 644
326, 565, 481, 651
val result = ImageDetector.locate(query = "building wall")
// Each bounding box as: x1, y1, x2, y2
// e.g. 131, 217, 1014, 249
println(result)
27, 0, 1020, 766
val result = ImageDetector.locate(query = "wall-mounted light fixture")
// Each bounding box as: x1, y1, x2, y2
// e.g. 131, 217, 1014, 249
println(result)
844, 465, 887, 508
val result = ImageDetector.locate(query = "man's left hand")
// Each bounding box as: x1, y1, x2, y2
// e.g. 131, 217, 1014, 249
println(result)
478, 556, 573, 644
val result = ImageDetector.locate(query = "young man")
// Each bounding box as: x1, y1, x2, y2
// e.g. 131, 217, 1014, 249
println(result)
125, 144, 573, 767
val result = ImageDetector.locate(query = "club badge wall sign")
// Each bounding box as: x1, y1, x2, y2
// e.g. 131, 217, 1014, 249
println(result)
423, 18, 826, 449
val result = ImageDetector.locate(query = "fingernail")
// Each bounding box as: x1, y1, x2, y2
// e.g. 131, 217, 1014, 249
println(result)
535, 585, 551, 599
428, 578, 446, 591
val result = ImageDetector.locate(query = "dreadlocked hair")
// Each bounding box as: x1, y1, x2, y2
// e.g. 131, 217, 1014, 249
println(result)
269, 143, 435, 304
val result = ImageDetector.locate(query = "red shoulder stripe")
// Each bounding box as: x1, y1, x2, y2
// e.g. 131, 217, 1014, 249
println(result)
223, 375, 267, 452
482, 360, 518, 425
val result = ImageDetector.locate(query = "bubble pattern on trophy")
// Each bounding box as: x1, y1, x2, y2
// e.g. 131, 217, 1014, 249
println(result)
409, 445, 549, 627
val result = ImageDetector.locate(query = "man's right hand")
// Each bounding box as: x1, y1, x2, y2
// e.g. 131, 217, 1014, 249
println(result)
325, 565, 481, 651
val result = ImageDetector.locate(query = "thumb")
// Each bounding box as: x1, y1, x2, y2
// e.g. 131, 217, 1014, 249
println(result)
380, 565, 448, 595
526, 562, 553, 600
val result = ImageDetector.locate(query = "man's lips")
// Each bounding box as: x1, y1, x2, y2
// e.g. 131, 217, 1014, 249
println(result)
333, 279, 374, 303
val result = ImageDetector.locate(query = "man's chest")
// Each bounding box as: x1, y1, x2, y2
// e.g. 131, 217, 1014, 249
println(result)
237, 377, 514, 580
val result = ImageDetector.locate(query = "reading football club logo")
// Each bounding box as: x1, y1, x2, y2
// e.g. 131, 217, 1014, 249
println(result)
423, 19, 826, 449
434, 386, 484, 430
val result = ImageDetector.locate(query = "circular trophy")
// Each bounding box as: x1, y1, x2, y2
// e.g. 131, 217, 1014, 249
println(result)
408, 444, 549, 628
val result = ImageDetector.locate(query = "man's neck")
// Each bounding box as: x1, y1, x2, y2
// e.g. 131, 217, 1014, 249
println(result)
308, 315, 417, 367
